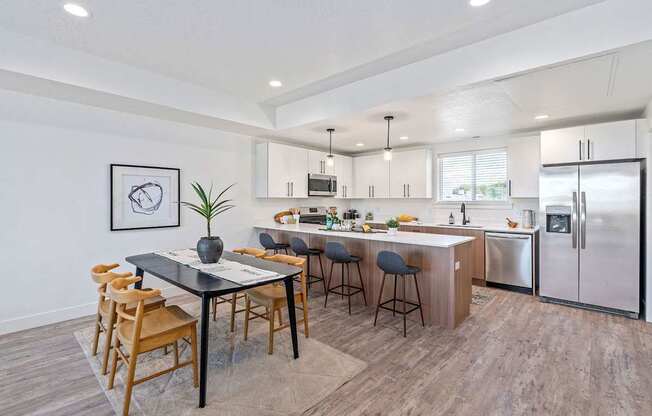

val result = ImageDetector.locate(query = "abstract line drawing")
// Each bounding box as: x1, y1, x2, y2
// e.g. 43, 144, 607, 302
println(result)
128, 182, 163, 215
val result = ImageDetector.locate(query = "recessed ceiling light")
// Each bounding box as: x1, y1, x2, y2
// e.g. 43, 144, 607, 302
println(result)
455, 128, 466, 133
399, 136, 409, 141
269, 80, 282, 88
63, 3, 89, 17
355, 143, 365, 147
469, 0, 491, 7
535, 114, 550, 120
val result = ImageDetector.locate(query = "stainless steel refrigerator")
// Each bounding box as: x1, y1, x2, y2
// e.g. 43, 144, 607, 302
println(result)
539, 161, 643, 317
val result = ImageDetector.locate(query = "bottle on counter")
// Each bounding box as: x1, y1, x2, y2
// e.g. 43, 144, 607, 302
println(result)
448, 212, 455, 225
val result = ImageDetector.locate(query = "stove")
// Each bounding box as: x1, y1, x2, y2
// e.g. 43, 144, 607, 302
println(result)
299, 206, 328, 225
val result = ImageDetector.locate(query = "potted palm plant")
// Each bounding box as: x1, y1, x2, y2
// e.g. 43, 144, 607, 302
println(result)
181, 182, 235, 263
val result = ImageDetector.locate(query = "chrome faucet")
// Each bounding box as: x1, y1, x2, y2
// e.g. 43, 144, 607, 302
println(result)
461, 203, 470, 225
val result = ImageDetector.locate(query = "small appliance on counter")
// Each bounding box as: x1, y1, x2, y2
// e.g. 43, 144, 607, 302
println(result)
298, 206, 328, 225
521, 209, 536, 229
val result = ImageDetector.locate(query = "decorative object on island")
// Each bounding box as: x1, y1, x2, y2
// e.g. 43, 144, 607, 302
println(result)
290, 207, 301, 224
110, 164, 180, 231
274, 210, 293, 223
383, 115, 394, 161
386, 218, 400, 235
181, 182, 235, 264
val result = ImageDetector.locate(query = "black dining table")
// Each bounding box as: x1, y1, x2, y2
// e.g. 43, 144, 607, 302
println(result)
125, 251, 303, 408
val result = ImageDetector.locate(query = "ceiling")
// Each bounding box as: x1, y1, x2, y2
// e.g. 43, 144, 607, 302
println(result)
0, 0, 606, 103
273, 41, 652, 153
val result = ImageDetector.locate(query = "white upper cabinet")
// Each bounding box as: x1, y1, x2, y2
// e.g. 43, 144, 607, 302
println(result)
334, 154, 353, 199
541, 120, 636, 165
540, 126, 584, 165
353, 154, 390, 198
508, 136, 540, 198
389, 149, 433, 198
585, 120, 636, 162
255, 142, 308, 198
308, 149, 334, 175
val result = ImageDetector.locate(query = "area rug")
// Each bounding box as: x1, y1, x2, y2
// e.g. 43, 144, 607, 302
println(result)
74, 301, 367, 416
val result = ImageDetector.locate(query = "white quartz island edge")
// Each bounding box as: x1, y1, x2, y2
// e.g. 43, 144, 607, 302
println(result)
253, 223, 475, 248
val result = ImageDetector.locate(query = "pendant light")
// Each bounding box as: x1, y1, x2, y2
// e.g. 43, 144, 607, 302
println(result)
326, 128, 335, 167
383, 115, 394, 161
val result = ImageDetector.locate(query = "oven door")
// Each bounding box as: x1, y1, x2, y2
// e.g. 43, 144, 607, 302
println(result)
308, 174, 337, 196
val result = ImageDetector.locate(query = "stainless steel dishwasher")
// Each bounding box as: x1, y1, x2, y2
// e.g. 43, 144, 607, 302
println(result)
485, 232, 533, 289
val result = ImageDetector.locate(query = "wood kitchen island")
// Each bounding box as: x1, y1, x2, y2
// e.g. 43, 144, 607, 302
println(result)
254, 223, 475, 329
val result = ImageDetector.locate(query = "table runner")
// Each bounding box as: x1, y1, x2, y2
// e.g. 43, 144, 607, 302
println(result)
155, 249, 281, 285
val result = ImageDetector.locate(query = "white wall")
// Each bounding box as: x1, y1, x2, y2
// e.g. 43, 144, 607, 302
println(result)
351, 135, 539, 226
0, 95, 344, 335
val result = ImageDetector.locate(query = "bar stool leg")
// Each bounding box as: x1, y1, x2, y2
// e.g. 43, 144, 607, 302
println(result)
414, 274, 425, 327
340, 263, 345, 300
306, 254, 312, 292
392, 275, 398, 317
355, 261, 367, 305
324, 262, 335, 307
374, 273, 387, 326
346, 263, 352, 315
318, 255, 327, 294
402, 275, 407, 337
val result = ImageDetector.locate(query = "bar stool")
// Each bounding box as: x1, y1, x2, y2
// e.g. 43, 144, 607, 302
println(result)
374, 251, 425, 337
290, 237, 327, 294
324, 242, 367, 314
259, 232, 290, 255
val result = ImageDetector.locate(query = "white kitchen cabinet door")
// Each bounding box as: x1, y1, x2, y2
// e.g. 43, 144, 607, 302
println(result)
585, 120, 636, 161
540, 126, 585, 165
256, 142, 308, 198
508, 136, 540, 198
286, 145, 309, 198
308, 149, 334, 175
353, 154, 389, 198
334, 154, 353, 198
389, 149, 432, 198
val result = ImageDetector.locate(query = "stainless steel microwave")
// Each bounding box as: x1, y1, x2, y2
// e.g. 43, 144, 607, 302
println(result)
308, 173, 337, 196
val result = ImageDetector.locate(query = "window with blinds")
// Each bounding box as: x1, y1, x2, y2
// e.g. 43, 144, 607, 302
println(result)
438, 149, 507, 202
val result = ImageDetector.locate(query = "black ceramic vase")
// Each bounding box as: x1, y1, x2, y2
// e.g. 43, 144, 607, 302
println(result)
197, 236, 223, 264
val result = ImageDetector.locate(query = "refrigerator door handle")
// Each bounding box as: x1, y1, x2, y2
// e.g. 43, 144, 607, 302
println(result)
572, 191, 578, 249
580, 191, 586, 249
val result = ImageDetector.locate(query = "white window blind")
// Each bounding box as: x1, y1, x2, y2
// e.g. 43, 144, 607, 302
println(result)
438, 149, 507, 202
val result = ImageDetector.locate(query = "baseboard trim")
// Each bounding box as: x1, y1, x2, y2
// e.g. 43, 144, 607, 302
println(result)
0, 286, 188, 336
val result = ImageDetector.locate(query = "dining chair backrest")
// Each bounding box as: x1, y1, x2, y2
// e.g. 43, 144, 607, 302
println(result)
108, 277, 162, 340
233, 247, 266, 258
325, 242, 352, 263
259, 233, 277, 250
262, 254, 307, 295
290, 237, 309, 256
91, 263, 133, 301
376, 251, 410, 275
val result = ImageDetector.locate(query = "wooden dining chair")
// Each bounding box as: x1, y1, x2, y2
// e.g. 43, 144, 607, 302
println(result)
107, 276, 199, 416
212, 248, 266, 331
243, 254, 309, 354
90, 263, 166, 375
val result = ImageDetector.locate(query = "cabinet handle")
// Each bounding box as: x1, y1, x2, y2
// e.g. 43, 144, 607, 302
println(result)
291, 182, 294, 197
508, 180, 512, 197
587, 139, 591, 160
372, 185, 375, 198
403, 184, 406, 197
408, 184, 410, 198
578, 140, 583, 160
287, 182, 290, 197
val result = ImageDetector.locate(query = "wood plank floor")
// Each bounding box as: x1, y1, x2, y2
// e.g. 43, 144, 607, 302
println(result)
2, 287, 651, 415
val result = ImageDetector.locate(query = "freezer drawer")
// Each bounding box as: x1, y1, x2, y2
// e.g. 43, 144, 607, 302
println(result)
486, 233, 533, 288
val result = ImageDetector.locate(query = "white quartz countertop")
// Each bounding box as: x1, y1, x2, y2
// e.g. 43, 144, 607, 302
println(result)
254, 223, 475, 248
366, 220, 539, 235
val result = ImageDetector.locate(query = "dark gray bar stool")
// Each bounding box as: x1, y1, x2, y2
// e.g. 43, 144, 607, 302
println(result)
259, 232, 289, 254
374, 251, 425, 337
290, 237, 327, 293
324, 242, 367, 314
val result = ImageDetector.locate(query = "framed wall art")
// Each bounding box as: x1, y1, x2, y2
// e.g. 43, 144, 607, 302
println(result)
110, 164, 180, 231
